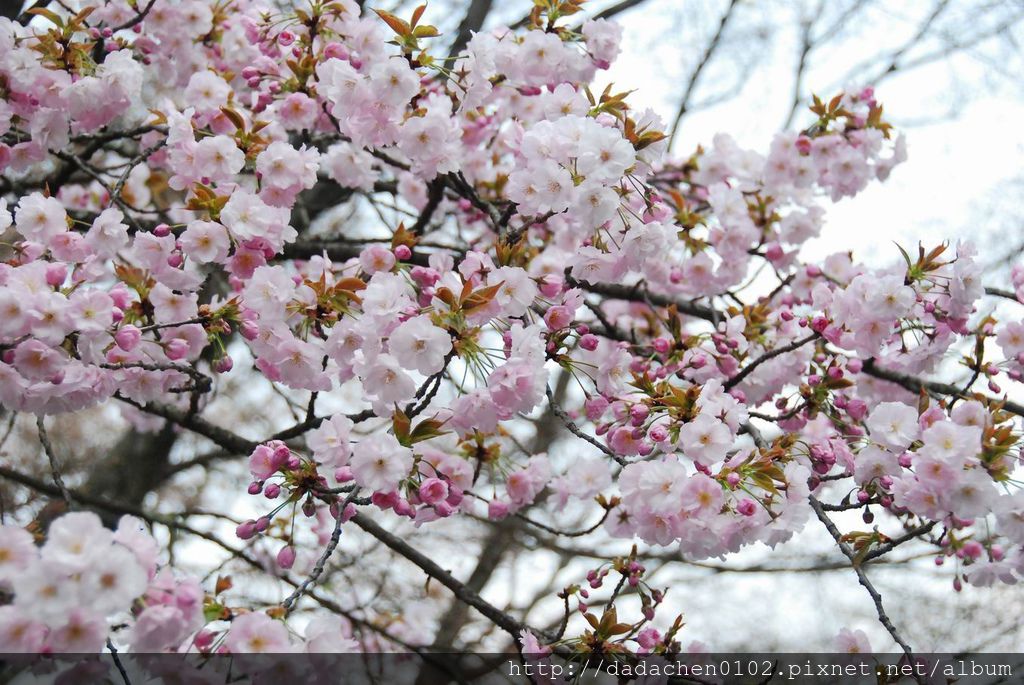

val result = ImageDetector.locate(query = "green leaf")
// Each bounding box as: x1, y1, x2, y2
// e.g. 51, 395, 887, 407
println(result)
409, 416, 450, 444
412, 24, 439, 38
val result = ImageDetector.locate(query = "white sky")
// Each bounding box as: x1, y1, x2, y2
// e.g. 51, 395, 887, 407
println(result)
600, 0, 1024, 267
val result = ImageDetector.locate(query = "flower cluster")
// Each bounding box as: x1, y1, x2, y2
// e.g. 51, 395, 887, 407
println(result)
0, 512, 201, 652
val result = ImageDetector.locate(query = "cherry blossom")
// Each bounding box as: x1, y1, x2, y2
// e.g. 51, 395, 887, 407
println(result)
0, 0, 1019, 663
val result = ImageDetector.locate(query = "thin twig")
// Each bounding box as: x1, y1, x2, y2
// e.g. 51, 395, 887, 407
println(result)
667, 0, 741, 149
809, 495, 921, 680
282, 487, 361, 613
544, 386, 623, 465
36, 415, 72, 506
724, 333, 818, 390
352, 511, 544, 640
106, 639, 133, 685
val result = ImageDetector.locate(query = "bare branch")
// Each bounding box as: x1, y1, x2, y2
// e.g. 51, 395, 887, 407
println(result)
351, 511, 538, 640
36, 415, 72, 506
282, 488, 362, 614
449, 0, 494, 59
809, 494, 920, 675
667, 0, 741, 150
545, 385, 623, 465
724, 333, 818, 390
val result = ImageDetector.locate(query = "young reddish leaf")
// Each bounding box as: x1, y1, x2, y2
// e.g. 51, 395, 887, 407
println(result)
462, 282, 503, 315
393, 406, 412, 444
374, 9, 411, 37
220, 107, 246, 131
410, 3, 426, 28
215, 575, 233, 594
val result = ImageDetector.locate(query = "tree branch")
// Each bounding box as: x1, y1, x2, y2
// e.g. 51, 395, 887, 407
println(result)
449, 0, 494, 59
809, 495, 920, 675
667, 0, 741, 149
351, 512, 536, 640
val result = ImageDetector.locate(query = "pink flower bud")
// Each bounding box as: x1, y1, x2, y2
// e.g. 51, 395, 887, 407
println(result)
152, 223, 171, 237
579, 334, 599, 351
45, 263, 67, 287
271, 443, 291, 469
276, 545, 296, 569
961, 540, 984, 560
393, 498, 415, 517
323, 42, 348, 60
238, 319, 259, 340
264, 483, 281, 499
446, 486, 464, 507
418, 477, 449, 505
109, 285, 132, 310
372, 491, 398, 510
585, 396, 609, 421
629, 404, 649, 424
433, 501, 455, 517
165, 338, 189, 360
302, 499, 316, 517
538, 275, 562, 298
648, 424, 668, 443
214, 356, 233, 373
846, 399, 868, 421
394, 245, 412, 260
193, 630, 215, 650
235, 520, 257, 540
114, 325, 142, 351
488, 499, 510, 520
737, 498, 757, 516
543, 305, 573, 331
